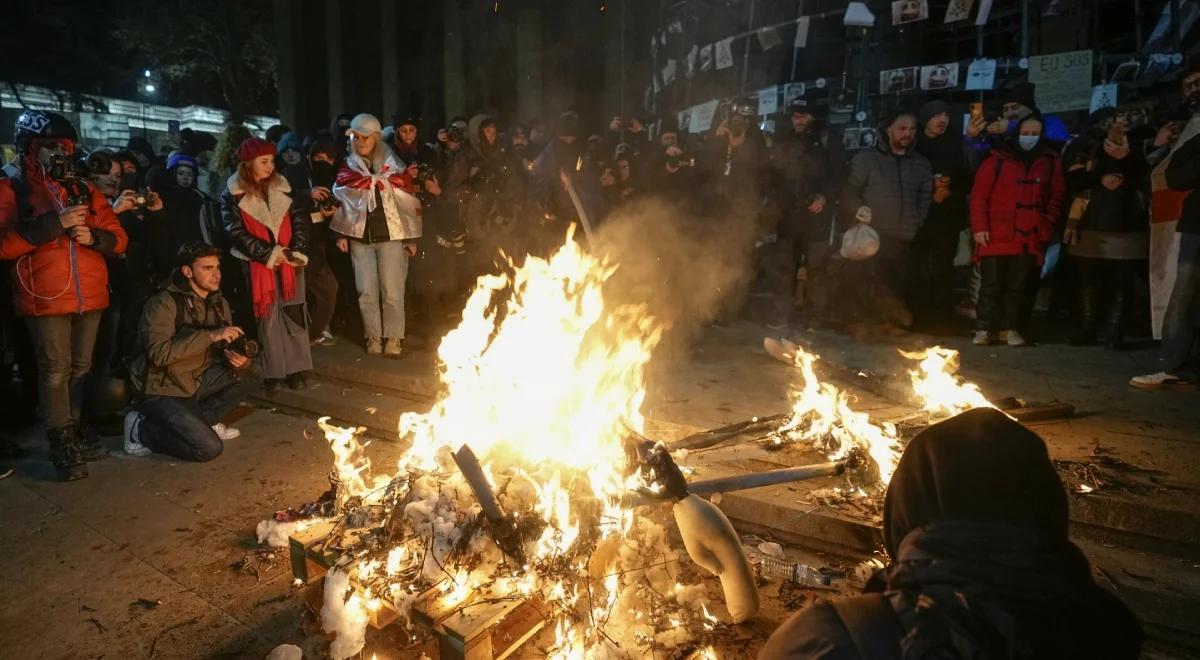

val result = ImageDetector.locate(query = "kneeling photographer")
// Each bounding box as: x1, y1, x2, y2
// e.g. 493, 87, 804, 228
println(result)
126, 243, 258, 462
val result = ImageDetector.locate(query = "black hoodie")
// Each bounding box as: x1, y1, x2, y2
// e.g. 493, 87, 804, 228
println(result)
760, 408, 1143, 660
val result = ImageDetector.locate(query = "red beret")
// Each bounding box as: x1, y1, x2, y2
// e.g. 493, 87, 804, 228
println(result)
235, 137, 276, 163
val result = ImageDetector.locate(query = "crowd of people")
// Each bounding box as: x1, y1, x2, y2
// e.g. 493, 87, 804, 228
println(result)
0, 62, 1198, 481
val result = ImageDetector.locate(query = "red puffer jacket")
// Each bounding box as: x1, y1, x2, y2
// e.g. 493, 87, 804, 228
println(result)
0, 165, 128, 317
970, 145, 1065, 265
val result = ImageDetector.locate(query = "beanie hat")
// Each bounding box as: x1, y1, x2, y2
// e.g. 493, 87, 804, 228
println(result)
557, 111, 580, 138
1002, 81, 1037, 110
308, 134, 338, 160
659, 112, 680, 135
167, 152, 199, 171
235, 137, 276, 162
919, 99, 951, 125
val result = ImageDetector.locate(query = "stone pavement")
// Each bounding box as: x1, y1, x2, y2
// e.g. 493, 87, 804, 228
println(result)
1, 321, 1197, 657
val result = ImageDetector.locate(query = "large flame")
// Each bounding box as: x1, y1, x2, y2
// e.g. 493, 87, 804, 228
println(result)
899, 346, 994, 417
778, 346, 901, 485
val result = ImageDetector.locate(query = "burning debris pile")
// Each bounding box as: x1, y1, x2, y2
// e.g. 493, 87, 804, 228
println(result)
263, 232, 1006, 658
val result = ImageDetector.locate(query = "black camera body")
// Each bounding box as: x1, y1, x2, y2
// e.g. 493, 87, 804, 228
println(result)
133, 189, 153, 210
667, 155, 696, 168
413, 163, 436, 182
316, 194, 342, 213
48, 154, 93, 207
215, 335, 260, 358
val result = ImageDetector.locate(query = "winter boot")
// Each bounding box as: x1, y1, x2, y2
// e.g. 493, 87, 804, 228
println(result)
1066, 286, 1097, 346
47, 426, 88, 481
1104, 288, 1128, 351
77, 424, 111, 462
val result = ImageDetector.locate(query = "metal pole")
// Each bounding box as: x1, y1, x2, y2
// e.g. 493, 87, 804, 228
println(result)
739, 0, 757, 95
1020, 0, 1030, 58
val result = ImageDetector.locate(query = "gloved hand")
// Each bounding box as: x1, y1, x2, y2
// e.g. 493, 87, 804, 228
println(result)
673, 493, 759, 623
855, 205, 872, 224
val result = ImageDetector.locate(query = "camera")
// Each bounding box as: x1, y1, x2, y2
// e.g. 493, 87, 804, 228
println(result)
316, 194, 342, 213
47, 154, 92, 207
215, 335, 260, 358
667, 155, 695, 168
413, 163, 436, 182
133, 188, 154, 210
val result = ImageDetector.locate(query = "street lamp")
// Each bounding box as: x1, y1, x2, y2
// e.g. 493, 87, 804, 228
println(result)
139, 70, 156, 138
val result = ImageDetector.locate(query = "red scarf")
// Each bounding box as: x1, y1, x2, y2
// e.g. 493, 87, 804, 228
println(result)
238, 195, 295, 318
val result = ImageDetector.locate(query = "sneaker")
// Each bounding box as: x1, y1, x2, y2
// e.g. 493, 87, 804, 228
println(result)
311, 330, 338, 347
383, 337, 402, 358
365, 337, 383, 356
123, 411, 152, 457
1002, 330, 1027, 347
972, 330, 991, 346
212, 422, 241, 441
1129, 372, 1195, 391
0, 465, 12, 480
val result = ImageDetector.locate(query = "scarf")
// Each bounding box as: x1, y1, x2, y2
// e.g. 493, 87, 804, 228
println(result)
238, 192, 295, 318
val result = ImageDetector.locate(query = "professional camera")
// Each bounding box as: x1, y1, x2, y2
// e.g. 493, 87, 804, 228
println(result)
316, 194, 342, 213
48, 154, 92, 207
132, 188, 157, 210
413, 163, 437, 182
666, 155, 696, 168
215, 335, 260, 358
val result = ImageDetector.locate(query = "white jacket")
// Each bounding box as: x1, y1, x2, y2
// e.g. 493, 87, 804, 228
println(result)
330, 151, 422, 241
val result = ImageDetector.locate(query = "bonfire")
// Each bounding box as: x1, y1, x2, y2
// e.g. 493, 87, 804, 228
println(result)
262, 229, 996, 658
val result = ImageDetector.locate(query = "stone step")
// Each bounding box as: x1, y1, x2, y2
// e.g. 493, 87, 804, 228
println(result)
250, 377, 429, 440
310, 343, 440, 401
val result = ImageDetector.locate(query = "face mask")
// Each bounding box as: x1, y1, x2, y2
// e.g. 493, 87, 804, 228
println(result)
1018, 135, 1040, 151
310, 161, 336, 186
119, 172, 138, 191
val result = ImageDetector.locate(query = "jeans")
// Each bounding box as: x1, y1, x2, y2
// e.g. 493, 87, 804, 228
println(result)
305, 223, 339, 340
138, 363, 254, 462
350, 239, 410, 340
26, 311, 102, 429
976, 254, 1037, 332
1161, 233, 1200, 378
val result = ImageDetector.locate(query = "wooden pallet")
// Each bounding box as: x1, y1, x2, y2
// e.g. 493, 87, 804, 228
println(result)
289, 525, 548, 658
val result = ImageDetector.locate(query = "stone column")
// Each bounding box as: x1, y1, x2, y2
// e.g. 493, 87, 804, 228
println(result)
272, 0, 298, 129
515, 7, 543, 123
325, 0, 345, 118
443, 0, 466, 117
380, 0, 401, 122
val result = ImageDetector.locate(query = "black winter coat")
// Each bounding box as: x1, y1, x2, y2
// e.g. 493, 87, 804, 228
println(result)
1167, 130, 1200, 235
220, 173, 310, 265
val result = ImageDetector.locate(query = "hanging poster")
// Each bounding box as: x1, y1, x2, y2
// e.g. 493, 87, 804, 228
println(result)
965, 58, 997, 90
678, 107, 693, 134
784, 82, 806, 107
699, 44, 714, 72
920, 63, 959, 90
715, 38, 735, 70
794, 16, 811, 47
690, 100, 720, 133
892, 0, 928, 25
662, 59, 678, 86
1028, 49, 1094, 113
758, 86, 779, 116
880, 67, 919, 93
975, 0, 995, 25
757, 26, 782, 51
1090, 84, 1119, 114
944, 0, 974, 22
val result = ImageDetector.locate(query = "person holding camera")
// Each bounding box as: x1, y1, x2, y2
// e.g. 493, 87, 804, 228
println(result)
124, 243, 256, 461
0, 111, 129, 481
222, 137, 313, 391
331, 114, 426, 358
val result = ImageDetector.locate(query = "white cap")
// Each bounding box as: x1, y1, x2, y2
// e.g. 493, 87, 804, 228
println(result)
345, 113, 383, 137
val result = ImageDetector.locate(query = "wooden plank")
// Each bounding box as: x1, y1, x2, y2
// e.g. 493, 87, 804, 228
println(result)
492, 599, 548, 660
289, 520, 339, 583
442, 598, 525, 643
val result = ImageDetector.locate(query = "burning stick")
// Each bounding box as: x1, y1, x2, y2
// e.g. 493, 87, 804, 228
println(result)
686, 461, 845, 496
668, 413, 792, 452
451, 444, 527, 564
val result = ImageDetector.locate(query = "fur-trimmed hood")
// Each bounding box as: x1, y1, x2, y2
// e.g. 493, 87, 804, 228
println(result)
226, 172, 293, 236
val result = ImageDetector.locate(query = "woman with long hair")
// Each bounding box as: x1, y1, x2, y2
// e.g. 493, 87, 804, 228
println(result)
331, 114, 431, 358
221, 137, 312, 392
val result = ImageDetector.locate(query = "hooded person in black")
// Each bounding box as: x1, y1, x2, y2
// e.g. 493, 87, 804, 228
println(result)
759, 407, 1143, 660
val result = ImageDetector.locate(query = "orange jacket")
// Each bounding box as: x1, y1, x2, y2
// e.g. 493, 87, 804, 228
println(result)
0, 171, 128, 317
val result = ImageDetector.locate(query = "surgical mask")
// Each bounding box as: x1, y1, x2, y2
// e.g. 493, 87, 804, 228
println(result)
1018, 135, 1040, 151
119, 172, 138, 191
310, 161, 336, 187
